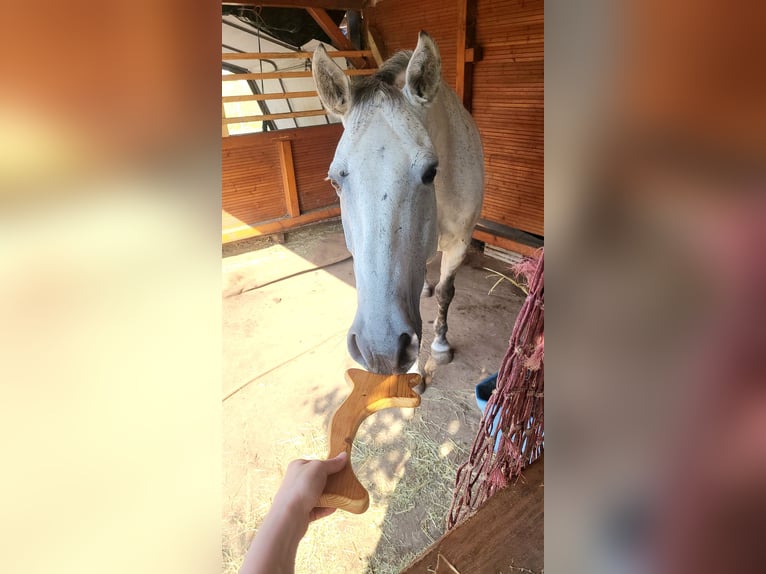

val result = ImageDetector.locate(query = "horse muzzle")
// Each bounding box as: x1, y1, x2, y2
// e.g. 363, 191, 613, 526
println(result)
347, 330, 420, 374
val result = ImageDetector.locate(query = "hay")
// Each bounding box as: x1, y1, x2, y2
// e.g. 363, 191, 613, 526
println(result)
223, 399, 472, 574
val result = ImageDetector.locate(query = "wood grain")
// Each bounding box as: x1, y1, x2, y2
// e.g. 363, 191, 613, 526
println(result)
222, 207, 340, 244
222, 124, 343, 243
278, 140, 300, 217
222, 68, 376, 81
306, 8, 372, 69
222, 91, 318, 103
402, 457, 544, 573
222, 108, 327, 125
319, 369, 422, 514
222, 0, 365, 9
222, 50, 372, 61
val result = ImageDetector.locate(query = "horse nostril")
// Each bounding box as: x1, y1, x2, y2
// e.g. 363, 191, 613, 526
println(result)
396, 332, 420, 371
347, 332, 368, 369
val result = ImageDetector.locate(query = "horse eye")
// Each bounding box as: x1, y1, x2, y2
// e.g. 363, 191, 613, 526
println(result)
421, 165, 438, 185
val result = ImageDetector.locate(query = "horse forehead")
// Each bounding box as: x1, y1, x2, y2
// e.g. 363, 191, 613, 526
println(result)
338, 102, 431, 162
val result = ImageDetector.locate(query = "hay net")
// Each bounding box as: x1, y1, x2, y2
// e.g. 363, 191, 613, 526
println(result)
447, 250, 544, 529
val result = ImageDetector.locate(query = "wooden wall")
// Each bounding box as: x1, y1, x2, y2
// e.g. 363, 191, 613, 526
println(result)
366, 0, 544, 241
222, 123, 342, 243
364, 0, 458, 89
292, 125, 344, 213
473, 0, 544, 237
221, 1, 543, 245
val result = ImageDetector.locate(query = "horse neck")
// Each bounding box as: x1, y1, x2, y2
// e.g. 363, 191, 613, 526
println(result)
425, 82, 465, 157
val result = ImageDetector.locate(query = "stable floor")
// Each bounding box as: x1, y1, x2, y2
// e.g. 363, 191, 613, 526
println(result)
222, 220, 524, 574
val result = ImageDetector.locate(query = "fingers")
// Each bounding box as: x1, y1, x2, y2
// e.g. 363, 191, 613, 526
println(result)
322, 451, 348, 474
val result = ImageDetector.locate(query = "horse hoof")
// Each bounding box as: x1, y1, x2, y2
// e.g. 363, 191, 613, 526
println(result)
421, 284, 434, 298
430, 346, 454, 365
413, 379, 427, 395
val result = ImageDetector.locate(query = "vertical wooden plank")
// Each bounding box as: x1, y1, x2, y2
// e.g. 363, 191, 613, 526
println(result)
222, 103, 230, 137
456, 0, 468, 103
278, 139, 300, 218
364, 23, 386, 66
455, 0, 478, 111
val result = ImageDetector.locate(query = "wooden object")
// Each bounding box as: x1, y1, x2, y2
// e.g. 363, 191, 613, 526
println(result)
473, 229, 541, 258
278, 140, 300, 217
473, 0, 544, 236
221, 103, 230, 137
402, 457, 544, 573
223, 108, 327, 125
222, 68, 375, 81
223, 207, 340, 243
222, 0, 366, 10
363, 0, 459, 88
306, 8, 372, 69
319, 369, 422, 514
364, 24, 385, 66
222, 91, 318, 103
222, 124, 343, 243
222, 50, 372, 61
456, 0, 478, 111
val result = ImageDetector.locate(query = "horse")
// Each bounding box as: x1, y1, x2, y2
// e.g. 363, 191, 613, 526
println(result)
312, 31, 484, 380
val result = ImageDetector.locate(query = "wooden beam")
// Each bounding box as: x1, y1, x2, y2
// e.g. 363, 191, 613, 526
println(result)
222, 1, 365, 9
278, 140, 301, 217
473, 230, 541, 258
222, 68, 375, 81
221, 103, 230, 137
222, 122, 343, 149
222, 90, 318, 103
223, 50, 372, 60
306, 7, 371, 68
223, 108, 327, 124
222, 207, 341, 244
363, 24, 385, 66
402, 458, 544, 573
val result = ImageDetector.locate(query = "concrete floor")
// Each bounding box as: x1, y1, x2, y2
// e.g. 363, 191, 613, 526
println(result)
222, 220, 524, 573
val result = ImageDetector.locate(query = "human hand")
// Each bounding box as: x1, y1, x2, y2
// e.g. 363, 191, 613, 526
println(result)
272, 451, 348, 534
239, 452, 349, 574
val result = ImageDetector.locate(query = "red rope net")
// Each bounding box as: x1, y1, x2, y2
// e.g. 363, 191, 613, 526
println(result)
447, 250, 544, 529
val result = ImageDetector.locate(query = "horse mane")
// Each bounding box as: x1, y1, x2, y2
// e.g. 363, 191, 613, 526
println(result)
350, 50, 413, 108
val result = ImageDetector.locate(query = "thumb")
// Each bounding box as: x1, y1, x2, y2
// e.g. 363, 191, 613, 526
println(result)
323, 451, 348, 474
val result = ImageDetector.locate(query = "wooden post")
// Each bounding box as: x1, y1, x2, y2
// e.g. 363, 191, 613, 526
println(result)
346, 9, 362, 49
221, 103, 230, 137
456, 0, 479, 112
364, 23, 386, 66
306, 7, 372, 69
278, 139, 300, 217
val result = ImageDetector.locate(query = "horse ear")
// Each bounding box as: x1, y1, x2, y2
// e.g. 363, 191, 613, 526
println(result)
405, 31, 442, 105
312, 44, 350, 118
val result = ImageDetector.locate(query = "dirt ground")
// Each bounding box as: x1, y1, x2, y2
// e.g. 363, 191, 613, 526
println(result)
222, 220, 524, 573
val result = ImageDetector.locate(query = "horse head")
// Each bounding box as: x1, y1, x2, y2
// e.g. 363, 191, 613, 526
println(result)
313, 32, 442, 374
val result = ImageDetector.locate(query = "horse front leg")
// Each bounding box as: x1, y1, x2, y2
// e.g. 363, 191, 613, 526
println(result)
430, 240, 468, 365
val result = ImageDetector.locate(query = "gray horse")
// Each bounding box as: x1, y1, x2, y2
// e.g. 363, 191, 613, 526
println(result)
313, 32, 484, 378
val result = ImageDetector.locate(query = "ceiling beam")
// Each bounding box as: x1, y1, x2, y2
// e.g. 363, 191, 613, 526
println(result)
222, 1, 367, 10
306, 7, 371, 68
